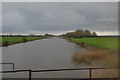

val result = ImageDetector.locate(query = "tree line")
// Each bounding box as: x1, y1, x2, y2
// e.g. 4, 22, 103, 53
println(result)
61, 29, 97, 38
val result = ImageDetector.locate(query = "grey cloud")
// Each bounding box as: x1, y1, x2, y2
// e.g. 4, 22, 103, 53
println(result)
2, 2, 118, 34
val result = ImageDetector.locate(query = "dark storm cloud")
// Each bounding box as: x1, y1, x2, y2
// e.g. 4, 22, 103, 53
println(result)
2, 2, 118, 34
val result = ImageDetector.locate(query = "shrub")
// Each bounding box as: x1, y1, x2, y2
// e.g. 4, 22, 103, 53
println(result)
22, 37, 27, 42
2, 41, 9, 46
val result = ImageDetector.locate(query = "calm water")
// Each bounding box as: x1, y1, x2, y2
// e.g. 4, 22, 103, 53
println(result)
2, 37, 89, 78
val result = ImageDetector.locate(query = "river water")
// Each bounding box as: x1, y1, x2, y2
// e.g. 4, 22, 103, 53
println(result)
2, 37, 89, 78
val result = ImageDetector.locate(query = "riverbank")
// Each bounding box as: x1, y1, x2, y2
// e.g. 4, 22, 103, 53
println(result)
66, 37, 119, 51
0, 37, 44, 47
66, 37, 119, 78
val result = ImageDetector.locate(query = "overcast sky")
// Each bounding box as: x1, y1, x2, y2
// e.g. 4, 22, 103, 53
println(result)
2, 2, 118, 35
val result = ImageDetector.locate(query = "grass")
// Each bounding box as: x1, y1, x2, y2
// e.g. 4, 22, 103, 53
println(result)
68, 37, 119, 78
73, 50, 118, 66
66, 37, 119, 51
92, 69, 118, 78
0, 37, 44, 46
73, 49, 118, 78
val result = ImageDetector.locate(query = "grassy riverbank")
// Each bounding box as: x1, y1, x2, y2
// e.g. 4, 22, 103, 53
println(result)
66, 37, 119, 51
0, 37, 44, 47
66, 37, 119, 78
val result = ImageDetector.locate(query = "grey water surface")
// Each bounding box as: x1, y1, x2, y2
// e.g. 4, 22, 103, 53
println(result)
2, 37, 89, 78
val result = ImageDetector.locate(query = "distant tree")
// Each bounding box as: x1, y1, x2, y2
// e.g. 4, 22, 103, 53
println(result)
63, 29, 97, 38
84, 30, 91, 36
92, 32, 97, 36
75, 29, 83, 33
45, 34, 52, 36
75, 29, 84, 37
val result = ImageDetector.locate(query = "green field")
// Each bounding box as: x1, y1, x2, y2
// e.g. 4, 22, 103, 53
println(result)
67, 37, 119, 50
0, 37, 44, 46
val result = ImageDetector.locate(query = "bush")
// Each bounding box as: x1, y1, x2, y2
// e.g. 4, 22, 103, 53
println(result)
2, 41, 9, 46
22, 37, 27, 42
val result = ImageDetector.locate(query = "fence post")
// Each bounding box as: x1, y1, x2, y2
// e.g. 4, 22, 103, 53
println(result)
12, 63, 15, 71
89, 68, 92, 79
29, 70, 32, 80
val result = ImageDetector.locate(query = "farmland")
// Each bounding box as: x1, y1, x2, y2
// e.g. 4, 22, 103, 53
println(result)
0, 37, 44, 46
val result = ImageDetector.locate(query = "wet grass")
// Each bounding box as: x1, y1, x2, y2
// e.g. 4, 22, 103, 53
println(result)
0, 37, 44, 46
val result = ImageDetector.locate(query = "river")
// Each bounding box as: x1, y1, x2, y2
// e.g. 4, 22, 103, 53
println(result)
2, 37, 89, 78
